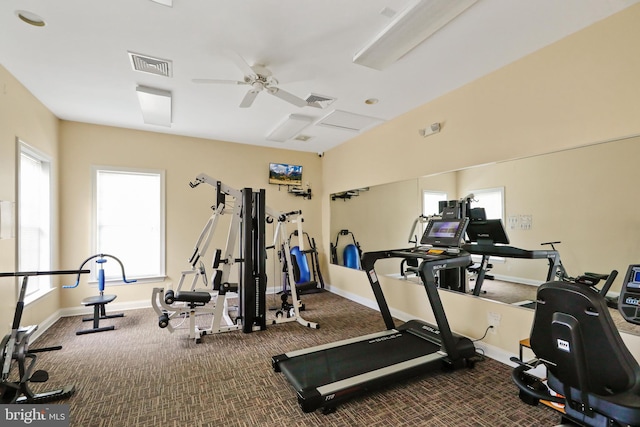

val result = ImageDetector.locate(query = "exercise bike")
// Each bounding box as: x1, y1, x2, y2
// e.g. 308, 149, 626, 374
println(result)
541, 241, 618, 305
1, 269, 88, 404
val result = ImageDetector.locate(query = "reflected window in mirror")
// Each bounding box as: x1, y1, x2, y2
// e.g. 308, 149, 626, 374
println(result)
423, 191, 447, 216
470, 187, 505, 220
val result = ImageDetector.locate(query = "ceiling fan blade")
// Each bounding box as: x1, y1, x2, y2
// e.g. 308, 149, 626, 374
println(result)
228, 51, 257, 78
192, 78, 246, 85
240, 90, 259, 108
268, 87, 308, 108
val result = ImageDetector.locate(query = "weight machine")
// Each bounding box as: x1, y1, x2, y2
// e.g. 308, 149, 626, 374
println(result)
267, 209, 319, 329
152, 173, 267, 342
280, 218, 324, 295
63, 254, 135, 335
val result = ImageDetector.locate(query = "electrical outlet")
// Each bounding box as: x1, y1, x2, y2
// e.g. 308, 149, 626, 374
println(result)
487, 311, 501, 334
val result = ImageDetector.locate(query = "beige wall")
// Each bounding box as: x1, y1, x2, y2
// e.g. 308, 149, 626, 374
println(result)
0, 65, 60, 329
323, 5, 640, 193
322, 4, 640, 358
58, 121, 323, 308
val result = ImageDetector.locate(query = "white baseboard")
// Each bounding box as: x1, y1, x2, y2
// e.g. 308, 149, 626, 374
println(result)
492, 274, 541, 287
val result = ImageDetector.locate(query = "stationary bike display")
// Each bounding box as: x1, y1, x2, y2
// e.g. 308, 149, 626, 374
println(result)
1, 269, 88, 404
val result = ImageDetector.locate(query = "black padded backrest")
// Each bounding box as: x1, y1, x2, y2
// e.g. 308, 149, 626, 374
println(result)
530, 281, 640, 396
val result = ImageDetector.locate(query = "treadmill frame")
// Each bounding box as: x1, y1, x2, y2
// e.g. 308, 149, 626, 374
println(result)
273, 249, 474, 413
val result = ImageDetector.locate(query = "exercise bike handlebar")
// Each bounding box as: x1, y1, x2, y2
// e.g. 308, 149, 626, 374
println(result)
540, 241, 561, 247
63, 254, 136, 288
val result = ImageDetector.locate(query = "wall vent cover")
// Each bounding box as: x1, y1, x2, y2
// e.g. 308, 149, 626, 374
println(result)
128, 52, 173, 77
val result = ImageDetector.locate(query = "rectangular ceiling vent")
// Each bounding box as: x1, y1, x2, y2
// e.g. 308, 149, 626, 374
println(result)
316, 110, 383, 132
305, 93, 336, 109
128, 52, 173, 77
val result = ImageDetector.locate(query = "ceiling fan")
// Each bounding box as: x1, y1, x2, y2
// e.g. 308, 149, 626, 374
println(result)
192, 53, 309, 109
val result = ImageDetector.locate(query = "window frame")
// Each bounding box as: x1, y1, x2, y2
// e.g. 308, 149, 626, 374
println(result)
92, 165, 166, 283
17, 140, 53, 300
469, 187, 505, 221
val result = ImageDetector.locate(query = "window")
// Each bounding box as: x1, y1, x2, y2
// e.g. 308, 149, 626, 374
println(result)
93, 167, 165, 281
470, 187, 505, 220
18, 142, 52, 296
423, 191, 447, 217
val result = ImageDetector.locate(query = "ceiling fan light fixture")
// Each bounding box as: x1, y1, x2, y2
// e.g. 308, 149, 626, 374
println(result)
149, 0, 173, 6
135, 85, 172, 127
266, 114, 314, 142
15, 10, 46, 27
353, 0, 478, 70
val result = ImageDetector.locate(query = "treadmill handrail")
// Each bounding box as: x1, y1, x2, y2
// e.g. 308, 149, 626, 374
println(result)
360, 248, 472, 362
461, 243, 560, 296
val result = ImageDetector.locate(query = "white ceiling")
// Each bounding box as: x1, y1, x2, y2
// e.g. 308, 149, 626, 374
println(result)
1, 0, 638, 154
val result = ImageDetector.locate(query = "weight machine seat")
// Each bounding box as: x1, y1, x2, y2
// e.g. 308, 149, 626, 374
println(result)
81, 294, 117, 306
173, 291, 211, 304
516, 280, 640, 426
77, 294, 122, 335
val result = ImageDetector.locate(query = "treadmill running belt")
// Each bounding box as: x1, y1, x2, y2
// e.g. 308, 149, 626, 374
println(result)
278, 331, 441, 392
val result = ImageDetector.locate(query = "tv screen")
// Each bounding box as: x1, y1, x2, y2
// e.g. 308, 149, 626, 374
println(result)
269, 163, 303, 186
466, 219, 510, 245
420, 218, 469, 248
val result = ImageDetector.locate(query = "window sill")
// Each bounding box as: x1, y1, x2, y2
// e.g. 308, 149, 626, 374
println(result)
24, 287, 56, 306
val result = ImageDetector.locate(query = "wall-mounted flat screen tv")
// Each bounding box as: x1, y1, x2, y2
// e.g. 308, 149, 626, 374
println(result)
269, 163, 303, 186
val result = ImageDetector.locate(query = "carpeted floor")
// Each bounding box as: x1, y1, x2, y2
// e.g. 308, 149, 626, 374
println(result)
26, 291, 562, 426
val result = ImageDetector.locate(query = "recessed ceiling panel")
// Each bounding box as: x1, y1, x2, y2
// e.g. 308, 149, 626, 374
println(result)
316, 110, 383, 132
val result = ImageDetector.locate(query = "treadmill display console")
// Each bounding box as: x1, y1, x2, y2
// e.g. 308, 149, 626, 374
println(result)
618, 264, 640, 325
420, 217, 469, 248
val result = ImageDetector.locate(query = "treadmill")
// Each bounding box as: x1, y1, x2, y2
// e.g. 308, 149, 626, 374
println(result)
462, 219, 560, 296
272, 218, 477, 414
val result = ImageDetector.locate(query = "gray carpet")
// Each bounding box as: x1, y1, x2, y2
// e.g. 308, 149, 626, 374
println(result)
26, 291, 561, 426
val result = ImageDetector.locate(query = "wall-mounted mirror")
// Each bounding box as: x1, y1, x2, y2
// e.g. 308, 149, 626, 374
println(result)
330, 135, 640, 335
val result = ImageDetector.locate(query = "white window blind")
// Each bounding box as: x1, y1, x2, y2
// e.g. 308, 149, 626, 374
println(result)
18, 142, 52, 296
94, 167, 165, 280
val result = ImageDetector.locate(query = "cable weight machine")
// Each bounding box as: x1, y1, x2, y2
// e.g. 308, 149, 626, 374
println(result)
152, 174, 267, 341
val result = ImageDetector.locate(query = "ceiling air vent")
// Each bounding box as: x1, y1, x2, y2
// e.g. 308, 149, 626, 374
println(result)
128, 52, 173, 77
305, 93, 336, 109
294, 134, 313, 142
